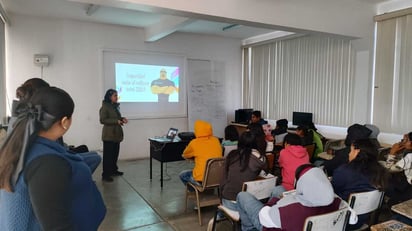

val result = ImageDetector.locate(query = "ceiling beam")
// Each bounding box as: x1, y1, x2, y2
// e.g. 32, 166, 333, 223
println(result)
144, 15, 195, 42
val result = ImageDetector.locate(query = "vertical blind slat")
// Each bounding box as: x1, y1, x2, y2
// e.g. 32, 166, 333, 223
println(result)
242, 35, 355, 126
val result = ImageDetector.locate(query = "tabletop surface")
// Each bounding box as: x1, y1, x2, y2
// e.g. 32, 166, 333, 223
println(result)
317, 152, 334, 160
391, 198, 412, 219
371, 219, 412, 231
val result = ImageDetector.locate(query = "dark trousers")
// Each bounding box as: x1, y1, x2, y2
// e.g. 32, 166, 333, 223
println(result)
102, 141, 120, 177
386, 172, 412, 207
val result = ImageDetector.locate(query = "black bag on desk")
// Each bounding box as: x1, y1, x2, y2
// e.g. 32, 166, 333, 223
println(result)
178, 132, 195, 141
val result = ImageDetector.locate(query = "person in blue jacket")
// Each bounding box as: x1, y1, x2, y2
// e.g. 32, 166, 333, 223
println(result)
250, 110, 268, 125
9, 78, 102, 174
0, 87, 106, 231
331, 139, 388, 230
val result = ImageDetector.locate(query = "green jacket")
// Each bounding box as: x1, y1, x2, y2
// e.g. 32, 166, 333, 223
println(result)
99, 101, 123, 142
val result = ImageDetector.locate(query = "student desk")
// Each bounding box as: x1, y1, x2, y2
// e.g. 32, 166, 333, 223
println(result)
318, 152, 334, 160
370, 219, 412, 231
148, 138, 189, 187
392, 198, 412, 220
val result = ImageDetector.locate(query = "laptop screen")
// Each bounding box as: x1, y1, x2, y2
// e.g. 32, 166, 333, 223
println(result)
166, 128, 178, 140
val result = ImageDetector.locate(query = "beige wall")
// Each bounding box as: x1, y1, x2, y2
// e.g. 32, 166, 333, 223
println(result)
5, 13, 242, 159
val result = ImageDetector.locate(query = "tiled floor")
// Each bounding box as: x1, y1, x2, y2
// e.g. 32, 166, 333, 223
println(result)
93, 158, 396, 231
93, 158, 229, 231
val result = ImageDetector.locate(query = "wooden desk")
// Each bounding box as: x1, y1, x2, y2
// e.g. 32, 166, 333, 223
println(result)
371, 219, 412, 231
318, 152, 334, 160
149, 138, 189, 187
392, 198, 412, 219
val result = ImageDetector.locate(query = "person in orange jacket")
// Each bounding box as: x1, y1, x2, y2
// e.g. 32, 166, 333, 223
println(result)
179, 120, 222, 188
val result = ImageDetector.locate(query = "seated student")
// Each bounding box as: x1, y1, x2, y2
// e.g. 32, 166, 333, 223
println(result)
220, 131, 267, 212
364, 124, 381, 149
385, 132, 412, 209
323, 124, 372, 176
222, 125, 239, 156
262, 124, 273, 141
331, 139, 388, 230
262, 123, 275, 152
296, 125, 314, 146
250, 110, 268, 125
58, 137, 101, 173
271, 119, 288, 145
296, 123, 325, 163
179, 120, 222, 188
247, 123, 267, 156
307, 122, 325, 160
271, 133, 310, 198
236, 165, 343, 231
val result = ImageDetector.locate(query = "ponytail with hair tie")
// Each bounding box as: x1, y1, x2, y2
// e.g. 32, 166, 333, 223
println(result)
11, 103, 56, 187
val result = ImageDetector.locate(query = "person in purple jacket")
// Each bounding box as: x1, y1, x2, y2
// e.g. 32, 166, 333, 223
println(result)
236, 165, 344, 231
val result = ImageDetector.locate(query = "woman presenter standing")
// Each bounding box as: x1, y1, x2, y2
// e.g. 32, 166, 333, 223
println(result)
100, 89, 128, 182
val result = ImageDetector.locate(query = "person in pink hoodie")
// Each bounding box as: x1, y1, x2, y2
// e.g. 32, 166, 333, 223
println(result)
271, 133, 310, 198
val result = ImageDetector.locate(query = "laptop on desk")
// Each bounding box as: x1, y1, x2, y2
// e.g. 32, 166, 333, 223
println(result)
153, 128, 179, 142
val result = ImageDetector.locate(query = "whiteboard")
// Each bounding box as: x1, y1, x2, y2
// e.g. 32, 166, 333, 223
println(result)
187, 59, 226, 137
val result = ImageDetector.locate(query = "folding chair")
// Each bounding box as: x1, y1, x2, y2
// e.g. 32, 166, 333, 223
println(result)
303, 206, 349, 231
210, 176, 277, 231
185, 157, 225, 226
348, 190, 385, 231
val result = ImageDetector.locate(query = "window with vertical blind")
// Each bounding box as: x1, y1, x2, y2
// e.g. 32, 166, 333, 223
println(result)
242, 35, 355, 126
373, 8, 412, 133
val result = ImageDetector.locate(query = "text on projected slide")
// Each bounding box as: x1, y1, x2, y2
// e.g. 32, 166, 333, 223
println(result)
115, 63, 179, 103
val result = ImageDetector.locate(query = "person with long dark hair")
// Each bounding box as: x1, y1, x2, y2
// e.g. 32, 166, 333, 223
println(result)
220, 131, 267, 212
100, 89, 128, 182
222, 125, 239, 156
247, 123, 267, 155
8, 78, 50, 135
296, 125, 314, 146
0, 87, 106, 230
331, 138, 388, 230
9, 78, 101, 174
385, 132, 412, 209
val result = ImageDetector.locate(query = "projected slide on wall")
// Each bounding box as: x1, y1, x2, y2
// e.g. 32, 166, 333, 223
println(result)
115, 63, 179, 103
103, 50, 186, 119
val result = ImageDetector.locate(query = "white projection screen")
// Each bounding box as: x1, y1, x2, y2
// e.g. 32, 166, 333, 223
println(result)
102, 49, 187, 119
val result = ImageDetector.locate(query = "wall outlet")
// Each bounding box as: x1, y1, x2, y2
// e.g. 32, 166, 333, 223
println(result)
34, 54, 49, 66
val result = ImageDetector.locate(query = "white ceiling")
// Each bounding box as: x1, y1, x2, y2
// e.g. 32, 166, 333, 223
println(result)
1, 0, 391, 41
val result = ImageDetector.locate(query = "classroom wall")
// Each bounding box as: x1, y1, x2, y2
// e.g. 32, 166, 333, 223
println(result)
5, 13, 243, 159
378, 0, 412, 14
6, 9, 400, 158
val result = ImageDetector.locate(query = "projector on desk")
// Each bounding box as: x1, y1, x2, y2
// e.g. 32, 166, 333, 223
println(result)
178, 132, 195, 141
